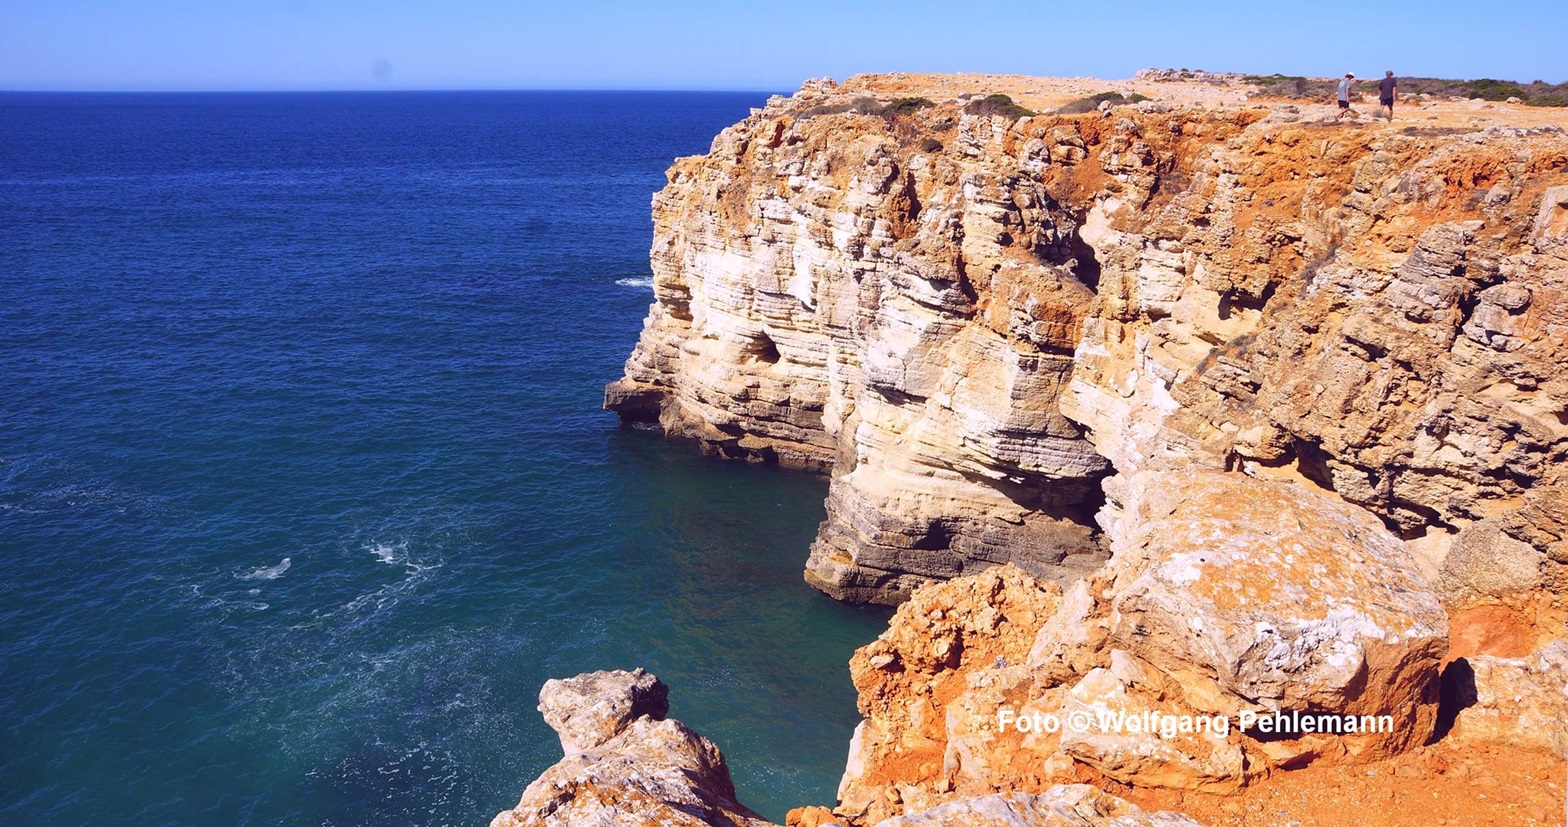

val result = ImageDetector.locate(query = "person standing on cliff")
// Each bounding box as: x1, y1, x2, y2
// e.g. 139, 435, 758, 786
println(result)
1335, 72, 1356, 121
1378, 71, 1397, 120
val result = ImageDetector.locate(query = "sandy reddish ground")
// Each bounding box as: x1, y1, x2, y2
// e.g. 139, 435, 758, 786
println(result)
1115, 742, 1565, 827
841, 72, 1568, 133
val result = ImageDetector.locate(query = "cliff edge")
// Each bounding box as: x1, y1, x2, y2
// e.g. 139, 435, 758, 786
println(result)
582, 72, 1568, 826
607, 72, 1568, 613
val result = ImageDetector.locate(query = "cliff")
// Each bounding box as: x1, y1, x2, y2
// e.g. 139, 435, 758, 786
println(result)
607, 73, 1568, 612
573, 72, 1568, 826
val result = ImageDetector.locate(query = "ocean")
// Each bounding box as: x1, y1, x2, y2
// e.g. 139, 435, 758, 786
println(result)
0, 91, 891, 825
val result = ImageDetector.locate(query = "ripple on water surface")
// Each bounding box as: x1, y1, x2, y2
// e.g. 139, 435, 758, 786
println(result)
0, 90, 889, 826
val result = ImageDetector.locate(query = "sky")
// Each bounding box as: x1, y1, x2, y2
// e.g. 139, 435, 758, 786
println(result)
1, 0, 1564, 92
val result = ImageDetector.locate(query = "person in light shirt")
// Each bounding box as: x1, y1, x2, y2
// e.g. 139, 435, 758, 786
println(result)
1335, 72, 1357, 121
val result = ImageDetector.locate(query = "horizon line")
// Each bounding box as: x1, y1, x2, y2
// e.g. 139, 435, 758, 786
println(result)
0, 86, 789, 95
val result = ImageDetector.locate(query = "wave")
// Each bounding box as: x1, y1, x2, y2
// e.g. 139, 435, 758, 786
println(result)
239, 557, 292, 581
287, 541, 441, 626
367, 541, 407, 566
615, 277, 654, 289
202, 597, 270, 613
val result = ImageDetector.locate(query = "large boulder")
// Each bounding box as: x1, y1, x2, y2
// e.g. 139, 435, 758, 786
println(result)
1089, 470, 1449, 763
834, 471, 1455, 819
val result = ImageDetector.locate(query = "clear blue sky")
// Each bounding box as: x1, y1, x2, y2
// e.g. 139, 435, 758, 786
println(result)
2, 0, 1563, 92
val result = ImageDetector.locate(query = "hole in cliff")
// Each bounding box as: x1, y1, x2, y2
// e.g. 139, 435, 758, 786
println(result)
1289, 438, 1337, 494
1430, 658, 1477, 743
1066, 226, 1102, 292
1217, 282, 1276, 320
960, 471, 1110, 541
954, 255, 978, 304
1389, 500, 1452, 541
747, 331, 781, 364
913, 520, 955, 551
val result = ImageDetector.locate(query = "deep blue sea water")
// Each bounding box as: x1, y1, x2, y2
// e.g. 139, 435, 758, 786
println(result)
0, 91, 891, 826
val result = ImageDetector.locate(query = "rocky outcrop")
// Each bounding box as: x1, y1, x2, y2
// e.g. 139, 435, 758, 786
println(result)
1087, 470, 1447, 761
871, 786, 1204, 827
840, 565, 1065, 823
607, 74, 1568, 608
1447, 638, 1568, 759
537, 668, 670, 754
835, 492, 1449, 822
491, 669, 774, 827
581, 72, 1568, 827
500, 667, 1208, 827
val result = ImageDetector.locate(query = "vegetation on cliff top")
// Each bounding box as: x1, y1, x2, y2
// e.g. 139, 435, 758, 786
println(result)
882, 96, 936, 116
963, 93, 1034, 119
1247, 73, 1568, 107
1057, 91, 1152, 115
798, 95, 936, 120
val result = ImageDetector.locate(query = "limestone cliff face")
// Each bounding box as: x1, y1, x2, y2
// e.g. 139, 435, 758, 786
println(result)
608, 78, 1114, 603
607, 75, 1568, 608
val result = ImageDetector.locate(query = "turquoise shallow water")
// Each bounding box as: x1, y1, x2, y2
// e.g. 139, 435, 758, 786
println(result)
0, 91, 892, 825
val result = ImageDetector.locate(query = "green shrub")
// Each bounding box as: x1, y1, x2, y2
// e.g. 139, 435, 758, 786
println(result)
1244, 74, 1331, 97
797, 96, 882, 118
1526, 93, 1568, 107
964, 93, 1034, 119
882, 97, 935, 116
1245, 72, 1568, 105
1057, 91, 1133, 115
919, 137, 943, 152
1463, 79, 1525, 101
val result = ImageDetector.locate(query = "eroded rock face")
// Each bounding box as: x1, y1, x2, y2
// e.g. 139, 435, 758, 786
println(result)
872, 786, 1205, 827
608, 78, 1137, 603
1448, 638, 1568, 759
1054, 125, 1568, 614
608, 79, 1568, 607
492, 670, 774, 827
1092, 470, 1448, 761
841, 565, 1064, 824
837, 478, 1450, 819
538, 668, 669, 754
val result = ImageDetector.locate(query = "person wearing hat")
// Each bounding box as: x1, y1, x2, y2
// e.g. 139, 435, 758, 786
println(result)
1335, 72, 1357, 121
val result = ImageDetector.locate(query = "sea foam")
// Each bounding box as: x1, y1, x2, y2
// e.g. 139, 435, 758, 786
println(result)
239, 557, 292, 580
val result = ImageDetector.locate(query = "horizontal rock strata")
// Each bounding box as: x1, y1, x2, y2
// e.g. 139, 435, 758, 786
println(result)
608, 75, 1568, 607
577, 71, 1568, 827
